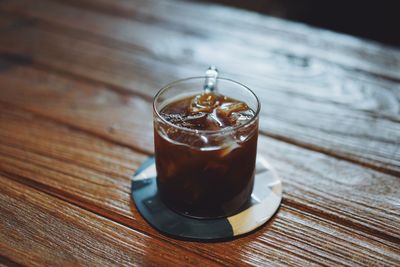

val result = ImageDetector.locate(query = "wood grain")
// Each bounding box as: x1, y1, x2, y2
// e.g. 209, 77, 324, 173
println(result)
0, 5, 399, 175
0, 175, 219, 266
1, 108, 399, 267
0, 68, 399, 265
0, 63, 399, 240
0, 0, 399, 265
8, 0, 400, 80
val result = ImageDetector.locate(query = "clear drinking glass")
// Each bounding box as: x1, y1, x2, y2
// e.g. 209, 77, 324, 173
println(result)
153, 77, 260, 219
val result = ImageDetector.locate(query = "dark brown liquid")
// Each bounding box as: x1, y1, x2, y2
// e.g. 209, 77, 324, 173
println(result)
154, 92, 258, 218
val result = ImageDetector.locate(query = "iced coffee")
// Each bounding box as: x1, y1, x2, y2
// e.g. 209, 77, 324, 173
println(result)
153, 69, 259, 218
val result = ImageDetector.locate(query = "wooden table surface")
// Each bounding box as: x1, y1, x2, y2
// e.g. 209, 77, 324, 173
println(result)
0, 0, 399, 265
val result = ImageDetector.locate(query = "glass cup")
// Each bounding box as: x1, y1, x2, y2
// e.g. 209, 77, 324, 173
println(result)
153, 77, 260, 219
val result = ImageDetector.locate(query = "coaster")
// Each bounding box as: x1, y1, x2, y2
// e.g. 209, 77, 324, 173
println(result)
131, 154, 282, 241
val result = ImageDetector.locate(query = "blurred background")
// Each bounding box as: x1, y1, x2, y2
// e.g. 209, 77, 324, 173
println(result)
194, 0, 400, 47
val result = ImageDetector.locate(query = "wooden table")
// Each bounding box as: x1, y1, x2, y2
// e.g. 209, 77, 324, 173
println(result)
0, 0, 399, 265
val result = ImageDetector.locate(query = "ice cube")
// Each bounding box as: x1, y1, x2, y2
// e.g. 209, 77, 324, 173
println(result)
216, 102, 249, 117
230, 110, 254, 126
188, 93, 219, 113
219, 136, 241, 157
181, 112, 208, 128
206, 109, 224, 130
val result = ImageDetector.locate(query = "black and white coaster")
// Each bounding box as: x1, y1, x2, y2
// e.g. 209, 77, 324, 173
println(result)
131, 154, 282, 241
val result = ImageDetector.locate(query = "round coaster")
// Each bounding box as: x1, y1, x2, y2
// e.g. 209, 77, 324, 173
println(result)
131, 154, 282, 241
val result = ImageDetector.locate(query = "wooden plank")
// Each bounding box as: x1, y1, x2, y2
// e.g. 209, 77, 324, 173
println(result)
70, 0, 400, 80
0, 53, 155, 153
0, 175, 219, 266
4, 0, 400, 81
1, 107, 399, 267
0, 69, 399, 265
3, 0, 400, 94
0, 14, 398, 176
0, 64, 399, 240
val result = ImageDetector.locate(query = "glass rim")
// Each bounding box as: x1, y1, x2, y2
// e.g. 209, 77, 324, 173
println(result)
153, 76, 261, 135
